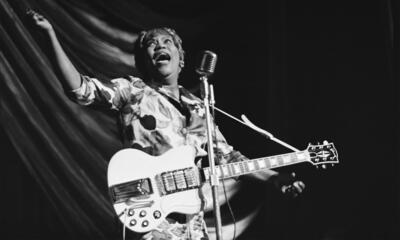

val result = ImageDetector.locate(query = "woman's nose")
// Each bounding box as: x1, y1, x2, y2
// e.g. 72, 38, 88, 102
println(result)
154, 41, 165, 50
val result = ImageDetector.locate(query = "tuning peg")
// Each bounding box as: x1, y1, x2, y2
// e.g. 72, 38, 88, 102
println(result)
322, 164, 327, 169
323, 140, 328, 145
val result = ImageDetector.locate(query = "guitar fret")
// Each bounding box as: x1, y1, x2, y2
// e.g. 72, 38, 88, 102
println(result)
216, 166, 222, 178
225, 165, 231, 177
254, 159, 260, 170
276, 156, 284, 166
268, 157, 277, 167
290, 153, 297, 163
282, 154, 292, 164
269, 157, 280, 167
243, 161, 250, 173
239, 162, 245, 174
235, 163, 240, 174
221, 165, 230, 177
229, 165, 236, 175
232, 163, 241, 175
228, 164, 234, 175
247, 161, 256, 171
237, 163, 243, 175
258, 158, 266, 168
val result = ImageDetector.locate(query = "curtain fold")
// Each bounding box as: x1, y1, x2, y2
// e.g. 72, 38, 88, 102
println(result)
0, 0, 259, 239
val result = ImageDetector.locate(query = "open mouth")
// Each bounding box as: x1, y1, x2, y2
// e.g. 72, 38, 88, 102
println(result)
154, 52, 171, 63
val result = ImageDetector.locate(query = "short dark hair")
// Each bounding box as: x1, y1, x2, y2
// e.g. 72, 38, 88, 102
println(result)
133, 27, 185, 79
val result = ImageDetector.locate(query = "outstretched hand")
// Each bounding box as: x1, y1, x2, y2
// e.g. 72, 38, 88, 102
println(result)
272, 172, 305, 198
26, 9, 53, 33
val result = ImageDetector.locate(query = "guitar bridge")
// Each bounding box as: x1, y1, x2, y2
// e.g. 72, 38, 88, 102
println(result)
109, 178, 153, 204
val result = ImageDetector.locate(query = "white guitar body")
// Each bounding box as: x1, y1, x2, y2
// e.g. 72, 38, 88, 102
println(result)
107, 146, 203, 233
107, 141, 338, 233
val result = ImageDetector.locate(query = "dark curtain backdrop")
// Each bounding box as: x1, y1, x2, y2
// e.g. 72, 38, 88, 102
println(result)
0, 0, 398, 240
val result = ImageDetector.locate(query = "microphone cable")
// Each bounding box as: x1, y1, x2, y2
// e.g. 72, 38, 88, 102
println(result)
122, 208, 128, 240
221, 173, 237, 240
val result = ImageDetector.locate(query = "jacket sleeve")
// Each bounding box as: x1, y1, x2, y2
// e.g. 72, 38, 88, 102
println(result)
69, 75, 145, 110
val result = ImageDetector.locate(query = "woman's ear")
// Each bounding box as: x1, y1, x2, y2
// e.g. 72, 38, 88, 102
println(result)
179, 60, 185, 68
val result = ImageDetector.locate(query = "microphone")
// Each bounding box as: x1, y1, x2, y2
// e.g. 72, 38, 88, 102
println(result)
196, 50, 217, 77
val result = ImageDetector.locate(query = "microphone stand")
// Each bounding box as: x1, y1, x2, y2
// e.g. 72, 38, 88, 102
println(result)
200, 76, 223, 240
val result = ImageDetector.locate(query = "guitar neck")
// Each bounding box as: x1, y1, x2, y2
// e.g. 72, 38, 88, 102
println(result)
203, 150, 310, 181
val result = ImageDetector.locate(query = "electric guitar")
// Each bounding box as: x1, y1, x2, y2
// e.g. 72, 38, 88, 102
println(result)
107, 141, 338, 233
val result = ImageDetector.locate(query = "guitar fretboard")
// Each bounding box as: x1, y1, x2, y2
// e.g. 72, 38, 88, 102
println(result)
203, 150, 310, 180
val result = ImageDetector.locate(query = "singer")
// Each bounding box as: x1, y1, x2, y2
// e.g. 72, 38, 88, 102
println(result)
28, 10, 305, 240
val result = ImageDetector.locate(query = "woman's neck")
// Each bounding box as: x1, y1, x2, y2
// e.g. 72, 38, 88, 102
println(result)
150, 78, 180, 100
160, 84, 180, 101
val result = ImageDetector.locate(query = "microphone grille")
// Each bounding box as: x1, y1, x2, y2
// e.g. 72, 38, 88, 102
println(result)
196, 50, 217, 76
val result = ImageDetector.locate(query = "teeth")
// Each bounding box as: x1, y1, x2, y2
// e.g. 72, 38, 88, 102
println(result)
154, 52, 170, 62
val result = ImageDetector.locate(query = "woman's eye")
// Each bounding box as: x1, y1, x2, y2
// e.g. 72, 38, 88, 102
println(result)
164, 39, 173, 44
146, 40, 156, 47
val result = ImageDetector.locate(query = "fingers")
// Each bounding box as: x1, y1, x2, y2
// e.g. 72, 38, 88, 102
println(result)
25, 9, 53, 32
141, 232, 153, 240
292, 181, 305, 197
274, 172, 305, 198
293, 181, 305, 192
289, 172, 305, 194
190, 212, 205, 231
281, 180, 305, 198
26, 9, 44, 22
26, 8, 34, 15
26, 9, 38, 17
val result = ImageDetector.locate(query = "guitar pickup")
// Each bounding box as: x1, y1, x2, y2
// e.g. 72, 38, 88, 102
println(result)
109, 178, 153, 204
157, 167, 200, 196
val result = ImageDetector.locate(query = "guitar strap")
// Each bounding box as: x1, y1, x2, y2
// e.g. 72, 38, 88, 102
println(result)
157, 88, 192, 126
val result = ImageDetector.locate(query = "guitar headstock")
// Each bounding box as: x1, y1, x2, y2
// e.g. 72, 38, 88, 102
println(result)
306, 141, 339, 169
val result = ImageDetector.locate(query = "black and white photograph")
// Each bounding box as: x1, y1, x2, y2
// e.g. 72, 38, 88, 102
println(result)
0, 1, 398, 240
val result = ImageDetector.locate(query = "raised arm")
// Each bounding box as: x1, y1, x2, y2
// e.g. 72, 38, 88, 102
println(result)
27, 10, 81, 90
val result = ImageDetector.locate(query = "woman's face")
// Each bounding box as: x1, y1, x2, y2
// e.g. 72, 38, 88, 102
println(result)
143, 32, 182, 81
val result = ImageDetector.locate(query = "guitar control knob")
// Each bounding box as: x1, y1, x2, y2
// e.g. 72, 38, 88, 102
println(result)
139, 210, 147, 217
142, 220, 149, 227
153, 210, 161, 219
129, 219, 137, 226
128, 209, 135, 216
